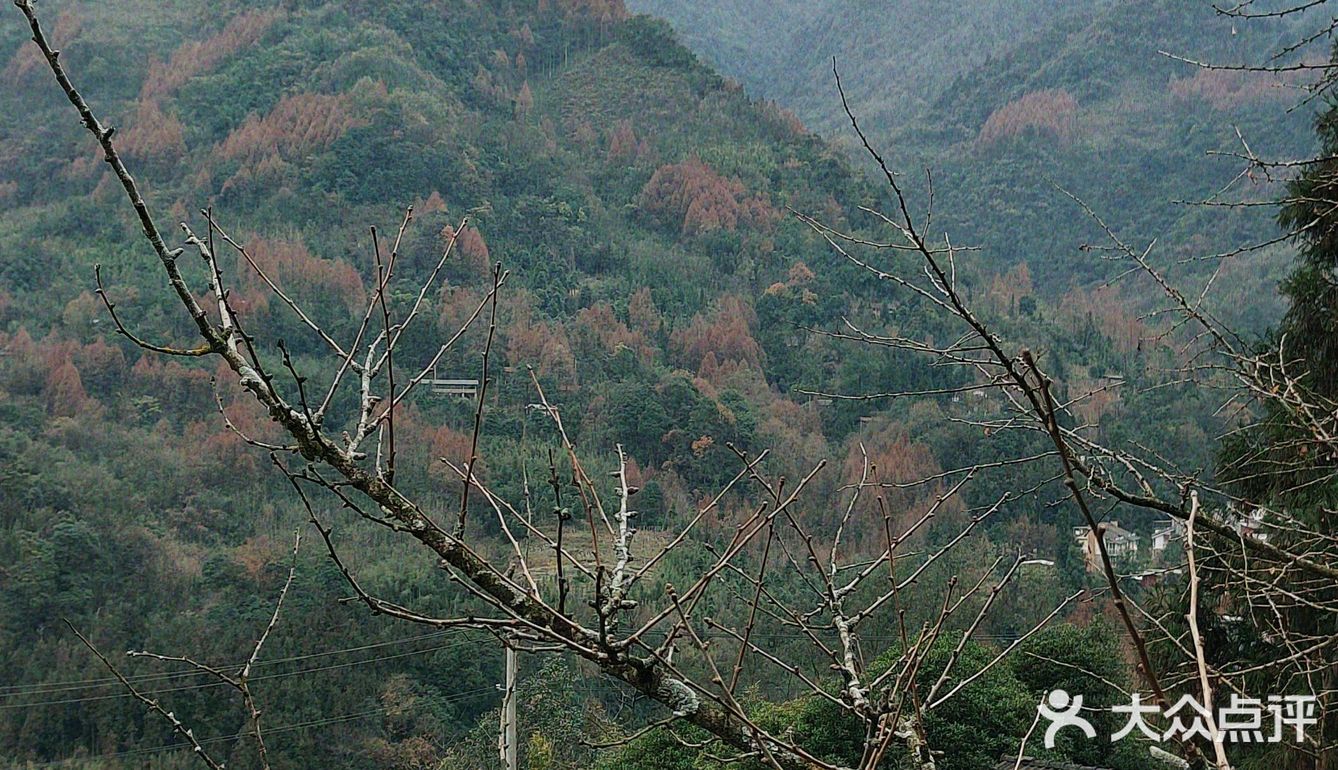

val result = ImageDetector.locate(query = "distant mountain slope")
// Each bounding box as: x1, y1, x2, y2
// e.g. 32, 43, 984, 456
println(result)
0, 2, 888, 765
628, 0, 1318, 329
626, 0, 1108, 138
0, 0, 864, 327
899, 0, 1315, 309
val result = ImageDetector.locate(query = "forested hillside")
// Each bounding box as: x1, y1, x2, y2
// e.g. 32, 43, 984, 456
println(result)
0, 1, 1310, 768
626, 0, 1106, 138
629, 0, 1316, 326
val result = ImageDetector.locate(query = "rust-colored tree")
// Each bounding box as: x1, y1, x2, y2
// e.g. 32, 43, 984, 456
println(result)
977, 89, 1078, 146
627, 286, 662, 337
669, 294, 765, 372
43, 358, 91, 417
639, 156, 776, 237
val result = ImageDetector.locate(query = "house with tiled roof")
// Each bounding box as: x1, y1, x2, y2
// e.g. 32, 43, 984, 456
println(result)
1071, 520, 1141, 571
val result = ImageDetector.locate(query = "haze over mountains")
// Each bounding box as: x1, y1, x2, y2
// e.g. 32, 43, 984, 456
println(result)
627, 0, 1106, 137
629, 0, 1319, 329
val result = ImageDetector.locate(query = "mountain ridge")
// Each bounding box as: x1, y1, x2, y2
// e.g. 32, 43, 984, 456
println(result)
628, 0, 1317, 331
0, 3, 1259, 768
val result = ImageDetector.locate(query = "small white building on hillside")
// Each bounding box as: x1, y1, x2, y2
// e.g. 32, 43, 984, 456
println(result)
1072, 521, 1140, 570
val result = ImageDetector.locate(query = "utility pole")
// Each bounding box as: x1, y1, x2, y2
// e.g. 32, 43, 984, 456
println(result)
498, 639, 518, 770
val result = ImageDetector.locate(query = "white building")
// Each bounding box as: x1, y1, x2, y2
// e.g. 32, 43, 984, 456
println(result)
1151, 519, 1185, 552
1073, 521, 1140, 570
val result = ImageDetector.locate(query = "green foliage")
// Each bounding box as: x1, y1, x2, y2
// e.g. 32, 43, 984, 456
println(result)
1013, 623, 1147, 769
1275, 99, 1338, 404
594, 636, 1135, 770
442, 658, 602, 770
636, 0, 1312, 307
593, 722, 718, 770
0, 0, 1273, 766
4, 515, 107, 628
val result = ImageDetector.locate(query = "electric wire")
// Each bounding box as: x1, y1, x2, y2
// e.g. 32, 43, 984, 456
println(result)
0, 629, 466, 697
1, 638, 489, 710
14, 684, 503, 769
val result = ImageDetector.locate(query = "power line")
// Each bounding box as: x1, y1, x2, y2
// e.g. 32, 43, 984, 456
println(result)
0, 629, 467, 698
2, 627, 1019, 700
7, 625, 1030, 767
17, 685, 502, 769
1, 638, 489, 710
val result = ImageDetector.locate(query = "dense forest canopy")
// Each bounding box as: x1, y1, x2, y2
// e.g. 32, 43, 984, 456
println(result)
0, 0, 1335, 769
629, 0, 1316, 325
